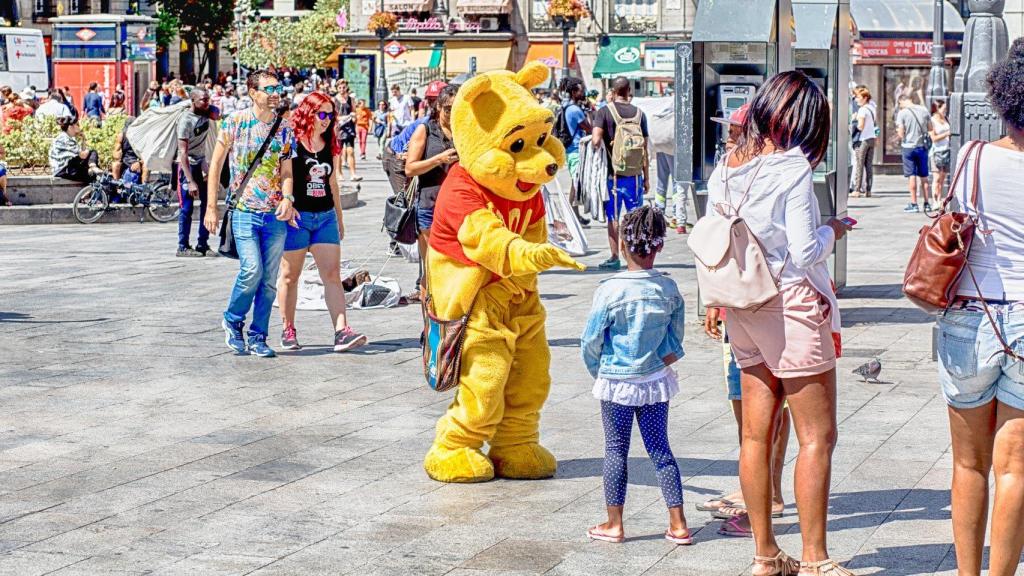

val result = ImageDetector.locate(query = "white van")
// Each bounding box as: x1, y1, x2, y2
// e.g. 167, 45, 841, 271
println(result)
0, 28, 48, 94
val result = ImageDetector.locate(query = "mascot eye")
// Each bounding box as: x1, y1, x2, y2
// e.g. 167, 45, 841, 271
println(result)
510, 139, 525, 153
537, 133, 547, 147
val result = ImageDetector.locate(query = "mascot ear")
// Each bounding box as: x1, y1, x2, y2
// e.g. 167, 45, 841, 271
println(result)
459, 74, 493, 103
515, 62, 550, 91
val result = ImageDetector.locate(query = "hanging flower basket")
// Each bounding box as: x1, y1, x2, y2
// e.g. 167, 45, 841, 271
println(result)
367, 11, 399, 35
547, 0, 589, 21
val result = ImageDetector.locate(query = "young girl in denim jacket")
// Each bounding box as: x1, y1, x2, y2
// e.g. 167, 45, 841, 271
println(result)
581, 206, 691, 545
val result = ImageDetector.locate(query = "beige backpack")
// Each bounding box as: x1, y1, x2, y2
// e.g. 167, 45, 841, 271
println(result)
686, 158, 782, 310
607, 103, 646, 177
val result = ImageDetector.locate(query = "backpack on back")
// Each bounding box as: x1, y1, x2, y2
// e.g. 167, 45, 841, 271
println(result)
553, 103, 576, 149
607, 103, 646, 177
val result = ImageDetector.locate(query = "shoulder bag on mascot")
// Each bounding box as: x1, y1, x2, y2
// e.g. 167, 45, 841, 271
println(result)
218, 113, 284, 259
421, 254, 473, 392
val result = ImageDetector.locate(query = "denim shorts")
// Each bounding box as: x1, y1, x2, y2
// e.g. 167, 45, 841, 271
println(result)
284, 210, 340, 252
902, 146, 930, 178
417, 205, 434, 231
937, 305, 1024, 411
723, 341, 742, 401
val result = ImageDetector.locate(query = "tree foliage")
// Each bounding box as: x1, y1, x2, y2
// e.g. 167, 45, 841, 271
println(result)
148, 0, 236, 76
154, 9, 179, 49
0, 115, 128, 171
236, 0, 347, 70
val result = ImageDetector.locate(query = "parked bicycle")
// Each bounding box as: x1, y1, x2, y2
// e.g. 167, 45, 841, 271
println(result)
72, 173, 178, 224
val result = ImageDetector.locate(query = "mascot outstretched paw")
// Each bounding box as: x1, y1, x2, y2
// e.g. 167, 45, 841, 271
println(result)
488, 443, 557, 480
424, 443, 495, 483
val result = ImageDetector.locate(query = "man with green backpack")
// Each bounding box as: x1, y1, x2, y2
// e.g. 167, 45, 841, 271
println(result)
591, 77, 650, 271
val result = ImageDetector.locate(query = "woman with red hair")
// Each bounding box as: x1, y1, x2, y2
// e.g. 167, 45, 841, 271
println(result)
276, 91, 367, 353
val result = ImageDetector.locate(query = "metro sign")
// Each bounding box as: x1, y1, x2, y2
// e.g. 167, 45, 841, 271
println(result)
384, 40, 406, 59
75, 28, 97, 42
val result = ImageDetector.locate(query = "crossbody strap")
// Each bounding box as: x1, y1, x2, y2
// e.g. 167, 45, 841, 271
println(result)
225, 112, 284, 207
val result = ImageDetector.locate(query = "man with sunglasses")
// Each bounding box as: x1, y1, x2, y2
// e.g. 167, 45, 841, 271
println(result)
205, 70, 298, 358
176, 87, 219, 257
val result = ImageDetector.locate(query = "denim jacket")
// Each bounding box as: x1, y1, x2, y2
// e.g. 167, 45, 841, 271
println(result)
581, 269, 686, 379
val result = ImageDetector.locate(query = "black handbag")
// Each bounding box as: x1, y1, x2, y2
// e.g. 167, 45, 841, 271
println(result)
383, 177, 418, 245
218, 114, 284, 259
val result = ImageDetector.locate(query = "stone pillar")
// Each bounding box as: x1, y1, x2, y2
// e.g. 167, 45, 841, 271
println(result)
949, 0, 1010, 163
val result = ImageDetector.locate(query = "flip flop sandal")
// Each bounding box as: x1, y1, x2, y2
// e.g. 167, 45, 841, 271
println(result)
664, 529, 693, 545
713, 504, 784, 520
717, 515, 753, 538
586, 526, 624, 544
696, 497, 735, 512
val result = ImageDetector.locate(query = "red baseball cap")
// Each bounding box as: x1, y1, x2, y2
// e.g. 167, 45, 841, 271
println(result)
711, 102, 751, 127
424, 80, 448, 99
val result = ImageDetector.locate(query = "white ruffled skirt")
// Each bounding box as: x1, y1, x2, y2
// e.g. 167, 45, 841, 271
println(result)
592, 366, 679, 407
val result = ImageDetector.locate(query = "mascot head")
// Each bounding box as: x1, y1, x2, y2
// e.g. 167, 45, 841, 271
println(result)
451, 61, 566, 201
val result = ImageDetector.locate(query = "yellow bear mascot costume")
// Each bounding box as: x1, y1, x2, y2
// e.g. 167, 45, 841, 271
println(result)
423, 62, 586, 483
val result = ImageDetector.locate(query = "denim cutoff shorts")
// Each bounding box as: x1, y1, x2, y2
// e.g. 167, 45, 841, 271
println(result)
937, 303, 1024, 410
284, 210, 340, 252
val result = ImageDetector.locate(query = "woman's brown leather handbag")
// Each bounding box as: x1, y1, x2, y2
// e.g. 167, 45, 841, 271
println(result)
903, 140, 983, 312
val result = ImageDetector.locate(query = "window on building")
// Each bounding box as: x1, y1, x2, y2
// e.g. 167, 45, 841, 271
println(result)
258, 0, 274, 9
609, 0, 658, 33
529, 0, 559, 32
33, 0, 56, 21
295, 0, 316, 9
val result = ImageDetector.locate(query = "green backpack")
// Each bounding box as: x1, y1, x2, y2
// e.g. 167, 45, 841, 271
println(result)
608, 103, 646, 177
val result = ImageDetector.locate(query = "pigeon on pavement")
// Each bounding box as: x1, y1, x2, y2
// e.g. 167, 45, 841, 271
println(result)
852, 358, 882, 383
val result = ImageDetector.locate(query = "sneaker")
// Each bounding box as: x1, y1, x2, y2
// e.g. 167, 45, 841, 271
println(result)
334, 327, 368, 352
865, 190, 873, 198
177, 246, 204, 257
197, 246, 219, 257
597, 257, 622, 271
281, 326, 301, 350
222, 319, 247, 354
248, 337, 276, 358
923, 202, 932, 213
903, 203, 920, 213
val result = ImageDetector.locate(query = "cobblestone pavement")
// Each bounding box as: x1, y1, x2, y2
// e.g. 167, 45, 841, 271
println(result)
0, 149, 1020, 575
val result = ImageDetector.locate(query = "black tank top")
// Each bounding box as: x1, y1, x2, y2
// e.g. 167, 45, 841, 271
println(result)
416, 120, 453, 210
293, 141, 335, 213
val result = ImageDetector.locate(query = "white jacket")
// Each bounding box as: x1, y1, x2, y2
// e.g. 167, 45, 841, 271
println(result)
706, 147, 840, 332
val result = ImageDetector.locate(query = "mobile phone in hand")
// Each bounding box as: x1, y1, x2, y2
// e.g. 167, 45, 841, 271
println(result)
840, 217, 858, 229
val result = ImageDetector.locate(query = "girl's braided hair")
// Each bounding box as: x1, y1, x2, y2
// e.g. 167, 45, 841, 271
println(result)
621, 205, 667, 258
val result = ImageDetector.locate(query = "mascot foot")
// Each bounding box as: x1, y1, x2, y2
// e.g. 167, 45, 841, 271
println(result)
488, 443, 557, 479
424, 444, 495, 483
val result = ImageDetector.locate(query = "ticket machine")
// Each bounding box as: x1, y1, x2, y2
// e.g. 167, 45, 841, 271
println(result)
793, 0, 851, 289
674, 0, 795, 220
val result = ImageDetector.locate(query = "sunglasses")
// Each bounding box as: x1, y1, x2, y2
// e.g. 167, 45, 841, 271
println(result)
259, 85, 284, 95
316, 111, 336, 121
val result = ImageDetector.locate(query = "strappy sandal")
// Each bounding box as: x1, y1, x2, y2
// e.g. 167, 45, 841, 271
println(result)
714, 503, 784, 519
799, 559, 854, 575
753, 550, 800, 576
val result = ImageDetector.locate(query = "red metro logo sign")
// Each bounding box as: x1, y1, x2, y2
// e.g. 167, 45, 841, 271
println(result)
384, 40, 407, 59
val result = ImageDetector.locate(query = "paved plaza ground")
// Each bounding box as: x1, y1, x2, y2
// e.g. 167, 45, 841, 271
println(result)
1, 152, 1021, 575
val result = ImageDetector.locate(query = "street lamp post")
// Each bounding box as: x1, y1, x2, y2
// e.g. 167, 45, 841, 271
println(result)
375, 0, 389, 109
926, 0, 949, 106
233, 5, 244, 92
553, 15, 576, 83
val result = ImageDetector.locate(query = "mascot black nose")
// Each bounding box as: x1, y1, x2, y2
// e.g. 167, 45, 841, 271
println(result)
545, 163, 558, 176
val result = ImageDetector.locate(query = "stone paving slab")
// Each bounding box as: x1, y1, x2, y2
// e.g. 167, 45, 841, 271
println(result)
0, 141, 1022, 574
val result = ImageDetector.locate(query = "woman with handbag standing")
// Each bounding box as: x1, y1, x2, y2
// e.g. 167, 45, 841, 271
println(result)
275, 91, 367, 353
704, 71, 851, 576
404, 83, 458, 297
929, 100, 951, 206
937, 39, 1024, 576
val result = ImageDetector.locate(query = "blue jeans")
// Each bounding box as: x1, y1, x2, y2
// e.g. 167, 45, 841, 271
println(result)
224, 210, 287, 341
601, 400, 683, 508
178, 164, 210, 250
937, 304, 1024, 410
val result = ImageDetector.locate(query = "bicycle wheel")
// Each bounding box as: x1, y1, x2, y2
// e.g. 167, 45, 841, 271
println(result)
72, 185, 109, 224
146, 182, 180, 223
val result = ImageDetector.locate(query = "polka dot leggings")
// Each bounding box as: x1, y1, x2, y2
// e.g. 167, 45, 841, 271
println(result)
601, 400, 684, 508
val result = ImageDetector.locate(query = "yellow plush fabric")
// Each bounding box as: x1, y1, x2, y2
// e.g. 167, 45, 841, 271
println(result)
422, 62, 585, 483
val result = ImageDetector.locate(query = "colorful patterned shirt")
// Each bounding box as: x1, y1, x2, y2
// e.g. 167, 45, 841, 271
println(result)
219, 109, 297, 213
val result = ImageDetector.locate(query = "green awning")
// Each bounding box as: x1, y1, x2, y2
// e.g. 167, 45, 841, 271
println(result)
593, 36, 643, 78
428, 42, 444, 68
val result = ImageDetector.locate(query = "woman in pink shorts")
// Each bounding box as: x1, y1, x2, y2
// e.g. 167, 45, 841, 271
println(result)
705, 71, 852, 576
